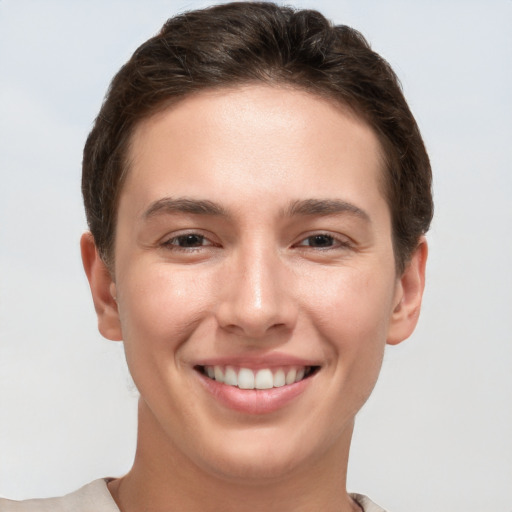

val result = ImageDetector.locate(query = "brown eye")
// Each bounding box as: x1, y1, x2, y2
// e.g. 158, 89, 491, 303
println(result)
169, 234, 207, 248
300, 234, 335, 248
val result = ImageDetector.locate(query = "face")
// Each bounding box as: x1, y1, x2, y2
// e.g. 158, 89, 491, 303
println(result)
85, 85, 425, 483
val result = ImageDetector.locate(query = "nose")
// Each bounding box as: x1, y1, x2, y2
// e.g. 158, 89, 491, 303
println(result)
215, 245, 298, 339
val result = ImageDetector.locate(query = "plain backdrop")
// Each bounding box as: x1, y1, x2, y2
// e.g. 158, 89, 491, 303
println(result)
0, 1, 511, 511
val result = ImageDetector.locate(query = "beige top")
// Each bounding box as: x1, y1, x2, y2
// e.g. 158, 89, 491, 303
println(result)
0, 480, 387, 512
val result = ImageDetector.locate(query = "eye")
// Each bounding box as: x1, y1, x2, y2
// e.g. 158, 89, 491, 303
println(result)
299, 234, 336, 248
164, 233, 212, 249
293, 232, 352, 252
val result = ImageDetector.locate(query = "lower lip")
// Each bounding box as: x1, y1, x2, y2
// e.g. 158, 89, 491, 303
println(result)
197, 371, 314, 415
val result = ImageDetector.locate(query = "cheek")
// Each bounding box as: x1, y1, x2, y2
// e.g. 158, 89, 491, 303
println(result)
300, 265, 396, 381
116, 263, 214, 364
301, 263, 396, 334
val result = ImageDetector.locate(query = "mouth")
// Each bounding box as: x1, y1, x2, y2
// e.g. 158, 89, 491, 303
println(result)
195, 365, 320, 390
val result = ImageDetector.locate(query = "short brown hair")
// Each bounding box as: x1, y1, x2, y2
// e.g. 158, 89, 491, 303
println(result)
82, 1, 433, 273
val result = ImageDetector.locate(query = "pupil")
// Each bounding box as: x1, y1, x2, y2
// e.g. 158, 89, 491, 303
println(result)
311, 235, 332, 247
179, 234, 203, 247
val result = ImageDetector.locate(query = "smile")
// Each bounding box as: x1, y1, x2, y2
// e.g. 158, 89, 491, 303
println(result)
198, 365, 319, 390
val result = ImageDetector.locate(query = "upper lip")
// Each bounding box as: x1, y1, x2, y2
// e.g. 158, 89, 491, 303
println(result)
193, 352, 321, 370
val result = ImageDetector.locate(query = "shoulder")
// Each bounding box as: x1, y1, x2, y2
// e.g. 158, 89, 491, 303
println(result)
0, 479, 119, 512
350, 492, 388, 512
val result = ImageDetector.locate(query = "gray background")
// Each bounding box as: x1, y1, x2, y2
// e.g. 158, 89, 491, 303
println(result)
0, 1, 511, 510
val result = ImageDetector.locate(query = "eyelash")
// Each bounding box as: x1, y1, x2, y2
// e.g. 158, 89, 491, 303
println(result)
162, 232, 216, 252
293, 233, 351, 250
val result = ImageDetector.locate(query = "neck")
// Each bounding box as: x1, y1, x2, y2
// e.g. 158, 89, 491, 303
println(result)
108, 399, 360, 512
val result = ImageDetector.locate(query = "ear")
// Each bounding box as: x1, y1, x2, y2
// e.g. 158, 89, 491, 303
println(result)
387, 237, 428, 346
80, 232, 122, 341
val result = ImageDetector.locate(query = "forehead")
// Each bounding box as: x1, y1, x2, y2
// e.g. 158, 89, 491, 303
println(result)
122, 85, 388, 219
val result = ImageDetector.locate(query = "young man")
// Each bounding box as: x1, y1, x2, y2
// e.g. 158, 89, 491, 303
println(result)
1, 2, 432, 511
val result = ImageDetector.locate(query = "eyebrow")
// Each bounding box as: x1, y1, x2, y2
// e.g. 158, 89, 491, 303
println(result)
144, 197, 228, 219
143, 197, 369, 222
286, 199, 370, 222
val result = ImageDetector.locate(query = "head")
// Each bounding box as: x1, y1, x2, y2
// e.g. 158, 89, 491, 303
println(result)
82, 1, 432, 275
80, 1, 432, 489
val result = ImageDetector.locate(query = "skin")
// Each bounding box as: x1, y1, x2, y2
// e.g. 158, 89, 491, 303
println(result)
82, 85, 427, 512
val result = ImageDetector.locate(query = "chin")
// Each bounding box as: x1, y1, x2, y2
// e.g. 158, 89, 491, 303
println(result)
195, 425, 329, 484
204, 449, 306, 483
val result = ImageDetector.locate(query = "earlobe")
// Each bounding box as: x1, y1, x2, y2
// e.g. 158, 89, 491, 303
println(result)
387, 238, 428, 346
80, 232, 123, 341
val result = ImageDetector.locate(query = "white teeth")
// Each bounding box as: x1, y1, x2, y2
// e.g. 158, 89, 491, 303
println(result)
273, 369, 286, 387
255, 369, 273, 389
224, 366, 238, 386
214, 366, 224, 383
238, 368, 255, 389
285, 368, 297, 385
204, 365, 314, 389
